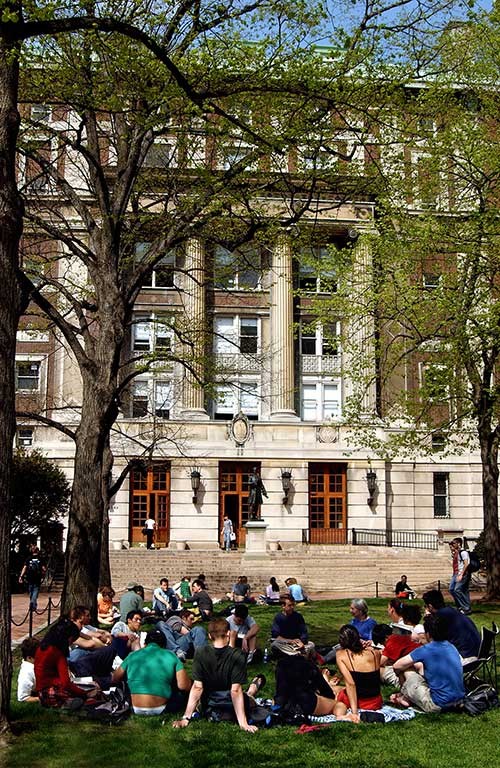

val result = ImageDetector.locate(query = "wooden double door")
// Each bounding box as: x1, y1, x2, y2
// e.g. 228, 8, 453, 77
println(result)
308, 462, 347, 544
219, 462, 259, 547
129, 463, 170, 546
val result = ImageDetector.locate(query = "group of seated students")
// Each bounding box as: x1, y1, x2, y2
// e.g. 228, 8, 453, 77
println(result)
18, 585, 481, 729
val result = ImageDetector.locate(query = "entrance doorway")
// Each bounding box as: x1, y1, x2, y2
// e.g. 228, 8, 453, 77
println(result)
308, 462, 347, 544
129, 463, 170, 546
219, 462, 259, 547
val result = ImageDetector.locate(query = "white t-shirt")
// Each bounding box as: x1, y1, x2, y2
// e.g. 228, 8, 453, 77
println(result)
17, 660, 36, 702
458, 550, 470, 577
227, 614, 256, 638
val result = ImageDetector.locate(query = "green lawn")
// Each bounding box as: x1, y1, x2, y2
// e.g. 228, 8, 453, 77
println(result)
5, 599, 500, 768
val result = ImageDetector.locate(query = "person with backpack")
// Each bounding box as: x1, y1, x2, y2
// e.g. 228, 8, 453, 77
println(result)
19, 544, 46, 610
449, 537, 472, 614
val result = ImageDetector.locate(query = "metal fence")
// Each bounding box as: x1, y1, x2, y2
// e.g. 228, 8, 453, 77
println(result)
11, 595, 61, 638
352, 528, 439, 550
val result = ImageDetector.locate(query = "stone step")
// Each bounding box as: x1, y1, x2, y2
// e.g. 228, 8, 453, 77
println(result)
110, 546, 449, 597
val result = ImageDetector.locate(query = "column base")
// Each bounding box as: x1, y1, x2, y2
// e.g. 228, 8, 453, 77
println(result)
269, 410, 300, 422
180, 408, 210, 421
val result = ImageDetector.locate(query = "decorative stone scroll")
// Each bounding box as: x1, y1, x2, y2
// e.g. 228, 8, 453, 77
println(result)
227, 411, 253, 446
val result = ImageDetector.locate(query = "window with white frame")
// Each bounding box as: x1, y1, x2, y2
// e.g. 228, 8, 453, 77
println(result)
214, 316, 258, 355
132, 315, 173, 355
212, 381, 259, 420
214, 245, 261, 290
297, 245, 337, 293
433, 472, 449, 517
423, 272, 441, 290
17, 428, 34, 447
301, 381, 341, 422
30, 104, 51, 123
135, 242, 177, 288
15, 361, 41, 391
300, 321, 339, 356
131, 378, 172, 419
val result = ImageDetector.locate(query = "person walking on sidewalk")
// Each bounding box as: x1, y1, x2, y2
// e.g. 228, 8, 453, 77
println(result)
449, 538, 471, 614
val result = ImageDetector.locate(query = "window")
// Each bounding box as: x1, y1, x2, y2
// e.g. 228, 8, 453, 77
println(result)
423, 272, 441, 290
301, 381, 341, 421
421, 363, 448, 403
214, 316, 258, 355
432, 433, 446, 452
131, 379, 172, 419
132, 315, 173, 355
143, 141, 176, 168
433, 472, 449, 518
297, 246, 337, 293
17, 428, 34, 447
214, 245, 261, 290
25, 141, 51, 191
16, 361, 40, 391
135, 242, 177, 288
213, 382, 259, 420
30, 104, 51, 122
300, 322, 339, 356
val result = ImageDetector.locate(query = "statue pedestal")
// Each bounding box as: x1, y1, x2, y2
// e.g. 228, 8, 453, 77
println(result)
244, 520, 268, 555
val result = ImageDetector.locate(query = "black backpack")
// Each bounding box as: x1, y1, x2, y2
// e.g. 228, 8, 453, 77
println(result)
463, 684, 499, 716
462, 550, 481, 573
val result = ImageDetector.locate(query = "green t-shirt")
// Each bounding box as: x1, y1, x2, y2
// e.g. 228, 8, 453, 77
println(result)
192, 645, 247, 696
121, 644, 182, 698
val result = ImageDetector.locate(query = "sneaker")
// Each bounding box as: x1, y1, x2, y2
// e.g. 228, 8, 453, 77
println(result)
176, 650, 186, 661
246, 650, 255, 664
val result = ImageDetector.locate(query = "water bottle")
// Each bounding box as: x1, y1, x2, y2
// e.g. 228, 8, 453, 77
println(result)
263, 646, 269, 664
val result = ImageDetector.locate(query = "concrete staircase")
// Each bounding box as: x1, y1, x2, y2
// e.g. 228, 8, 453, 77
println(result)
110, 545, 451, 598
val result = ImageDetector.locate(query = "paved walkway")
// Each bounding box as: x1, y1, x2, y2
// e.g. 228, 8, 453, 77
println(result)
11, 590, 62, 646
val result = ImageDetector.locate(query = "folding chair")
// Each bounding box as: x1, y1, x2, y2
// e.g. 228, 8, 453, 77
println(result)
463, 622, 498, 690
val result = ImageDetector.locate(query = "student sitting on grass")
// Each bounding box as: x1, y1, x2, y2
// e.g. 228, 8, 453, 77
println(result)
392, 613, 465, 713
172, 617, 263, 732
333, 625, 383, 722
112, 629, 191, 716
35, 619, 100, 709
17, 637, 40, 703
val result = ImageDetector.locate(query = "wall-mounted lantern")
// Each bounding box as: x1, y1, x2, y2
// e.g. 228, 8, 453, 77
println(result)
366, 469, 377, 507
281, 468, 293, 505
190, 467, 201, 504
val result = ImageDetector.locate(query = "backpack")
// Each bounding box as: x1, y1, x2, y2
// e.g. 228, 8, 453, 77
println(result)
463, 684, 499, 716
82, 683, 132, 725
462, 550, 481, 573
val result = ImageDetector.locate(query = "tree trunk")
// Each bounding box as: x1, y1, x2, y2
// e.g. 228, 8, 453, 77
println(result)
0, 27, 26, 737
99, 439, 113, 588
61, 381, 118, 620
480, 429, 500, 600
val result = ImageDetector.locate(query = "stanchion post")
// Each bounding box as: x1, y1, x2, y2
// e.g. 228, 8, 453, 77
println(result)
375, 581, 379, 598
48, 597, 52, 626
438, 579, 441, 592
29, 605, 33, 638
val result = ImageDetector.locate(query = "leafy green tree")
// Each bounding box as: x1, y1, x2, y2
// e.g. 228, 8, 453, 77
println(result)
315, 10, 500, 598
10, 448, 69, 548
0, 0, 476, 735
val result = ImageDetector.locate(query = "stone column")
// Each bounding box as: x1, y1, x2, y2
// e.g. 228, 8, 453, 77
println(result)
180, 238, 209, 420
344, 234, 377, 415
269, 233, 298, 420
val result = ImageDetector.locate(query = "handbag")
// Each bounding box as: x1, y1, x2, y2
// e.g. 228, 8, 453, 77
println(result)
230, 532, 236, 541
142, 526, 148, 535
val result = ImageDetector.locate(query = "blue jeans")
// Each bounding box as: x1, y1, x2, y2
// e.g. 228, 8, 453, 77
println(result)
157, 621, 207, 655
223, 535, 231, 551
28, 583, 40, 610
450, 574, 471, 612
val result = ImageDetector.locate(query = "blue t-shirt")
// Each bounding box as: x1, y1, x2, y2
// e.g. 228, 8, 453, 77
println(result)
350, 616, 377, 641
410, 640, 465, 707
288, 584, 305, 601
